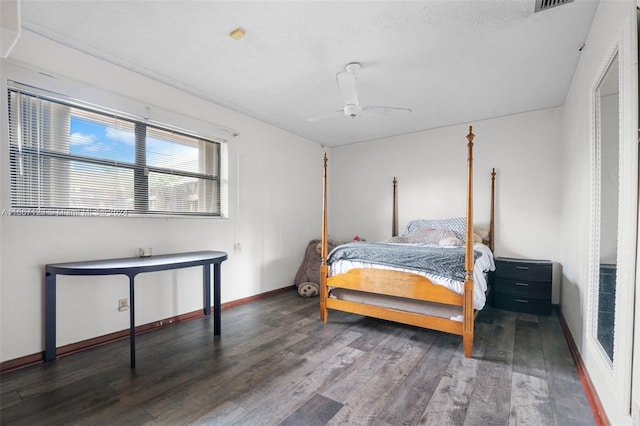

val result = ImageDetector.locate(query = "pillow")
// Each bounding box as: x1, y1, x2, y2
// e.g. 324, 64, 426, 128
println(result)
404, 217, 467, 242
439, 236, 463, 246
405, 228, 457, 244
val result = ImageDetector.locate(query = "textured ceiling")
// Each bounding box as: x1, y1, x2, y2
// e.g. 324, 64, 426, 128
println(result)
17, 0, 598, 146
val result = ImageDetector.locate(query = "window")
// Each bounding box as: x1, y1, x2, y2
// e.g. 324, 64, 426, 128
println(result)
7, 86, 223, 216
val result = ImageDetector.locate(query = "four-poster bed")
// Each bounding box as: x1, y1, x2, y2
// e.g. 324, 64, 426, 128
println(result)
319, 126, 495, 357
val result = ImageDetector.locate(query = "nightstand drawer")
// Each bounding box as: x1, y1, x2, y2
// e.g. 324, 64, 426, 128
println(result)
493, 259, 551, 282
490, 257, 554, 316
493, 293, 551, 316
493, 278, 551, 299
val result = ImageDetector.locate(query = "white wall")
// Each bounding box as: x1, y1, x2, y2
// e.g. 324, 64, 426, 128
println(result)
0, 31, 323, 362
328, 111, 563, 302
560, 1, 637, 424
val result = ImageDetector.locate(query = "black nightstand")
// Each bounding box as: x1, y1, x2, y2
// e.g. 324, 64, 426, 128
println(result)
491, 257, 552, 316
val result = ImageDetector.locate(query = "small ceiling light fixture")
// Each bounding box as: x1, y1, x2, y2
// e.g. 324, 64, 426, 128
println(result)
229, 28, 245, 41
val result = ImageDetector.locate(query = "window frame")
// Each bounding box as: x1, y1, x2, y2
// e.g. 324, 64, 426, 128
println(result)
6, 83, 226, 218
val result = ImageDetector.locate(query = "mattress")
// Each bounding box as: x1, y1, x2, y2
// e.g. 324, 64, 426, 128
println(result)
329, 243, 495, 310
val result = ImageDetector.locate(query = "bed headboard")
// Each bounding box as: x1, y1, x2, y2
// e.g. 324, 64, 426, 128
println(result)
389, 167, 496, 251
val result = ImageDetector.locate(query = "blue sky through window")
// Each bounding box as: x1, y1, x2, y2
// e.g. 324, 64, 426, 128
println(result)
70, 116, 135, 163
69, 116, 199, 171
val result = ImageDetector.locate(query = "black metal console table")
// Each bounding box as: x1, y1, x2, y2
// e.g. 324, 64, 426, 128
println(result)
44, 250, 228, 368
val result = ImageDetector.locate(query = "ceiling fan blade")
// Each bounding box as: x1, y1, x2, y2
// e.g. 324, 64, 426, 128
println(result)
305, 110, 343, 122
336, 71, 359, 106
362, 106, 412, 117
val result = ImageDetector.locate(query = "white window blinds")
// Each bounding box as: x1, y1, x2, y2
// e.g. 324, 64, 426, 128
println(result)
7, 87, 221, 216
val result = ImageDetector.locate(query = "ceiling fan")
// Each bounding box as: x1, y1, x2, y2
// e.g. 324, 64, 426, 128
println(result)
306, 62, 412, 122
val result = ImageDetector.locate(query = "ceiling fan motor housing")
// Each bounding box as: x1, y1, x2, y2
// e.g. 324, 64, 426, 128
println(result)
345, 62, 361, 75
343, 104, 363, 118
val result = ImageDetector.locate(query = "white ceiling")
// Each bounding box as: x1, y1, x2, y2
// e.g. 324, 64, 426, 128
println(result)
17, 0, 598, 146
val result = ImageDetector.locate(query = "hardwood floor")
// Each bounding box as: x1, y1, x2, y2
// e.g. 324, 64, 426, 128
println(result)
0, 290, 595, 425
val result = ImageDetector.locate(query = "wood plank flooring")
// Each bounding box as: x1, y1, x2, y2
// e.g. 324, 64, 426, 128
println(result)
0, 290, 595, 425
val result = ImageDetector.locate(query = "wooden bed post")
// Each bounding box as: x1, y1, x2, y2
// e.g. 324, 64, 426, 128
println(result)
490, 168, 496, 252
319, 153, 329, 323
392, 177, 398, 237
463, 126, 475, 357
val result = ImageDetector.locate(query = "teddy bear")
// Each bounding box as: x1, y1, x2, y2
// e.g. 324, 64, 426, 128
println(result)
294, 239, 341, 297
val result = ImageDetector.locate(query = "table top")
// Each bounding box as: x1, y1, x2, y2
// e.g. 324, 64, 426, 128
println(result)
45, 250, 228, 276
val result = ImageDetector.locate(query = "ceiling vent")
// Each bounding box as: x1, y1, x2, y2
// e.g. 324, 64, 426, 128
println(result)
534, 0, 574, 13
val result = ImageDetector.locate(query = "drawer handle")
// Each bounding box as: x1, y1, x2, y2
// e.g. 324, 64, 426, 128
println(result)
515, 266, 530, 270
515, 299, 529, 303
515, 282, 529, 287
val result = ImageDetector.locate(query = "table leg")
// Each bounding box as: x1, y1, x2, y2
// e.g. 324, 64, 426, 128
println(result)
44, 271, 57, 362
129, 275, 136, 369
213, 262, 221, 336
203, 264, 211, 316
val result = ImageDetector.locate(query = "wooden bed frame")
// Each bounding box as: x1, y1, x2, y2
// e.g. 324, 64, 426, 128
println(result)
319, 126, 496, 358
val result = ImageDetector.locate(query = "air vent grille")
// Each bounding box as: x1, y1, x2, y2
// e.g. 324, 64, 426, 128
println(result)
534, 0, 574, 13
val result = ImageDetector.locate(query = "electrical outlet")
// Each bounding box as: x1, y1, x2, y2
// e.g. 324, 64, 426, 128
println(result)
118, 298, 129, 312
138, 247, 152, 257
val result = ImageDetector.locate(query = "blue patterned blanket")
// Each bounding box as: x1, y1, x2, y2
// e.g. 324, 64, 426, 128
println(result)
327, 242, 480, 282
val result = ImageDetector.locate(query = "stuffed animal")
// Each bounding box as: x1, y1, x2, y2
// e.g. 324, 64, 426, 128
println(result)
294, 239, 341, 297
